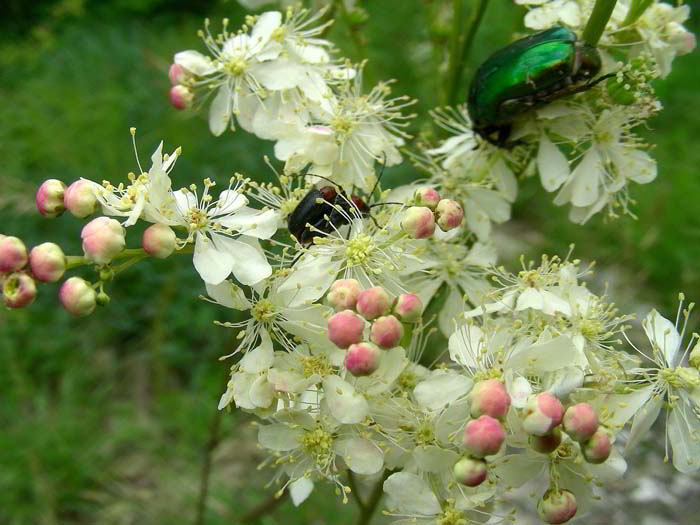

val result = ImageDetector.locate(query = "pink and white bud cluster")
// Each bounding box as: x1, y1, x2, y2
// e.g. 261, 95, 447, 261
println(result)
522, 397, 612, 464
325, 282, 424, 377
59, 276, 97, 317
29, 243, 66, 282
435, 199, 464, 231
168, 63, 194, 110
401, 207, 435, 239
64, 180, 99, 218
142, 224, 177, 259
537, 489, 578, 524
413, 187, 441, 210
463, 414, 506, 458
0, 236, 28, 274
0, 236, 37, 309
469, 378, 511, 420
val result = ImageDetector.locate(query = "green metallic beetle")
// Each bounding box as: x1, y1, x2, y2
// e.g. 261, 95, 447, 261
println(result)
468, 27, 604, 146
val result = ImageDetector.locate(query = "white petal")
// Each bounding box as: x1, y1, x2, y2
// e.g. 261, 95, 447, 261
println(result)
218, 207, 279, 239
322, 375, 368, 424
413, 446, 459, 473
354, 347, 407, 396
542, 366, 584, 398
289, 478, 314, 507
250, 374, 275, 408
383, 472, 441, 515
213, 190, 248, 215
240, 330, 274, 373
439, 288, 464, 336
334, 437, 384, 475
569, 148, 602, 207
448, 324, 486, 368
507, 375, 533, 409
174, 50, 216, 75
668, 395, 700, 473
515, 288, 544, 311
538, 134, 570, 192
626, 396, 663, 453
620, 148, 657, 184
209, 86, 232, 137
205, 280, 251, 310
507, 336, 586, 372
193, 232, 234, 284
212, 234, 272, 285
597, 384, 654, 429
250, 11, 282, 50
491, 454, 544, 489
642, 309, 681, 366
413, 371, 473, 410
492, 158, 518, 201
586, 448, 627, 481
258, 423, 303, 451
277, 253, 340, 307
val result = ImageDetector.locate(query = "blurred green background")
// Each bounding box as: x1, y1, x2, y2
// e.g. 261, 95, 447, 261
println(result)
0, 1, 698, 523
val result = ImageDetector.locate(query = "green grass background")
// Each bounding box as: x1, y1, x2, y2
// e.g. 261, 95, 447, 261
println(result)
0, 1, 698, 523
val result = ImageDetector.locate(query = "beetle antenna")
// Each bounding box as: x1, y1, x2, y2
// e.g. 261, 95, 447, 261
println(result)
368, 201, 406, 209
368, 152, 387, 200
292, 170, 342, 190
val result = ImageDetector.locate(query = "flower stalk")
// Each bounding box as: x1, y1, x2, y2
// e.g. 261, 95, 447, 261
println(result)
582, 0, 618, 46
446, 0, 488, 106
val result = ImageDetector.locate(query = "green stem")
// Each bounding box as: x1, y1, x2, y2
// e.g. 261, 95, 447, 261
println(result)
621, 0, 652, 27
65, 256, 87, 270
582, 0, 618, 46
354, 471, 391, 525
446, 0, 488, 107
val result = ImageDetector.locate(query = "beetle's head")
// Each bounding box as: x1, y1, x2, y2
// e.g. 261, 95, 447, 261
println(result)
319, 186, 338, 202
573, 43, 602, 82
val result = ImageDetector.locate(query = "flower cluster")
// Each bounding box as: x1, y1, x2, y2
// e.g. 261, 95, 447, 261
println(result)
2, 3, 698, 525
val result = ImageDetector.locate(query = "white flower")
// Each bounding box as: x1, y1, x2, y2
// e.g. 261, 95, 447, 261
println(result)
516, 0, 583, 30
94, 139, 180, 227
622, 302, 700, 473
172, 179, 277, 285
276, 70, 415, 193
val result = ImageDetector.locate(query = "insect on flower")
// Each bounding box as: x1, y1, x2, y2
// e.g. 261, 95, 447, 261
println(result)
468, 26, 610, 146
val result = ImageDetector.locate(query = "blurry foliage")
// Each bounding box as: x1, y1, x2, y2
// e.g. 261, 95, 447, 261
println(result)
0, 1, 698, 523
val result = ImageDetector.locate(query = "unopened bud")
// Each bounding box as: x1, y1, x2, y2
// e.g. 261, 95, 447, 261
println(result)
469, 378, 511, 420
453, 456, 487, 487
328, 310, 365, 348
168, 63, 189, 85
529, 428, 562, 454
689, 341, 700, 369
81, 217, 126, 264
356, 287, 391, 320
29, 242, 66, 282
393, 293, 422, 322
170, 85, 194, 110
435, 199, 464, 231
413, 187, 441, 210
0, 236, 28, 273
3, 273, 37, 308
401, 207, 435, 239
522, 392, 565, 436
463, 415, 505, 457
370, 315, 404, 349
537, 489, 577, 524
36, 179, 66, 218
562, 403, 599, 442
142, 224, 177, 258
64, 180, 99, 218
327, 278, 363, 310
582, 427, 612, 464
96, 291, 111, 306
345, 342, 381, 377
59, 277, 96, 316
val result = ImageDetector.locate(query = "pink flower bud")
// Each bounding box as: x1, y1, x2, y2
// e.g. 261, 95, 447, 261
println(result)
168, 63, 188, 85
345, 342, 381, 377
435, 199, 464, 231
537, 489, 577, 524
81, 217, 125, 264
469, 378, 511, 420
356, 286, 391, 320
3, 273, 37, 308
59, 277, 96, 316
328, 310, 365, 348
393, 293, 422, 322
463, 415, 505, 458
370, 315, 404, 349
401, 207, 435, 239
170, 85, 193, 110
453, 456, 487, 487
36, 179, 66, 218
562, 403, 599, 442
64, 180, 99, 218
327, 279, 363, 310
29, 243, 66, 282
529, 428, 562, 454
142, 224, 177, 259
413, 187, 441, 210
522, 392, 565, 436
0, 236, 28, 273
582, 428, 612, 464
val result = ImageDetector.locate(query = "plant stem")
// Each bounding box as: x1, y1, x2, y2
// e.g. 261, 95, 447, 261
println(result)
582, 0, 618, 46
240, 491, 288, 523
354, 471, 392, 525
194, 399, 224, 525
621, 0, 652, 26
446, 0, 488, 107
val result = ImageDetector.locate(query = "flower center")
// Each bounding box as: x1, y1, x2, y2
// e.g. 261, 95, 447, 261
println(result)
331, 115, 355, 141
437, 501, 468, 525
302, 354, 333, 378
225, 57, 248, 76
580, 318, 605, 339
186, 208, 210, 232
346, 234, 374, 267
300, 425, 334, 466
660, 367, 700, 390
252, 299, 276, 321
415, 422, 435, 446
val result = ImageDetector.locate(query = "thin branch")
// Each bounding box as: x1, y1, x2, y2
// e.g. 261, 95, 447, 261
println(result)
194, 403, 223, 525
240, 491, 289, 523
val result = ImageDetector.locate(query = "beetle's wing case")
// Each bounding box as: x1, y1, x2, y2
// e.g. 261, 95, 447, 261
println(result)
287, 189, 327, 242
468, 27, 579, 128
